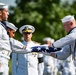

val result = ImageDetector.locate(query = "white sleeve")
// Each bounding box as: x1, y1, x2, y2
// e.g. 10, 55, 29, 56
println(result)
10, 38, 32, 53
0, 25, 11, 51
56, 45, 71, 60
10, 38, 24, 49
53, 32, 76, 48
12, 47, 32, 54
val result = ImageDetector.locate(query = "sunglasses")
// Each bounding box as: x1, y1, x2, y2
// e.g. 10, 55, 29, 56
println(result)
23, 32, 32, 35
12, 32, 15, 34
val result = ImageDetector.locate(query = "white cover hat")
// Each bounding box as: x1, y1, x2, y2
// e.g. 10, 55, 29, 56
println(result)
7, 22, 18, 31
61, 15, 74, 23
0, 3, 8, 9
43, 37, 54, 43
19, 25, 35, 34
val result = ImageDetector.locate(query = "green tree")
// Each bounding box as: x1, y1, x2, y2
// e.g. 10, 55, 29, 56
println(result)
9, 0, 72, 43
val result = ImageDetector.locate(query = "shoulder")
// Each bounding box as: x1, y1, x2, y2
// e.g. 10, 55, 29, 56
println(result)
10, 38, 21, 43
0, 23, 3, 29
68, 29, 76, 40
10, 38, 18, 42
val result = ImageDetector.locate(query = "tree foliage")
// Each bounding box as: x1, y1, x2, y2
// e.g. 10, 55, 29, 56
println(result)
8, 0, 76, 43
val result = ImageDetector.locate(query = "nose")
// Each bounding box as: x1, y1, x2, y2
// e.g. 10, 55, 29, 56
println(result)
7, 12, 9, 15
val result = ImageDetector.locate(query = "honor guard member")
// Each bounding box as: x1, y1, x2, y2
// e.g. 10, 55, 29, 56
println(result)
30, 15, 76, 75
0, 3, 25, 75
6, 22, 24, 75
0, 3, 11, 75
6, 23, 35, 75
12, 25, 44, 75
0, 3, 32, 75
49, 15, 76, 70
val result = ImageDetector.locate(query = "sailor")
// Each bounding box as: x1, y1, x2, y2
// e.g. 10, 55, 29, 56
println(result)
0, 3, 11, 75
30, 15, 76, 75
0, 3, 32, 75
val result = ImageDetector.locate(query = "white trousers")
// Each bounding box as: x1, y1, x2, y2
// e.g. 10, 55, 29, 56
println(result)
43, 66, 54, 75
0, 56, 9, 75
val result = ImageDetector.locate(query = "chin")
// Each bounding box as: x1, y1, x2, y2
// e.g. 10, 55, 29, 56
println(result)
2, 19, 7, 21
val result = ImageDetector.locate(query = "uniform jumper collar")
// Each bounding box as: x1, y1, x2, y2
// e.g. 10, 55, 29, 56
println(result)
67, 26, 76, 34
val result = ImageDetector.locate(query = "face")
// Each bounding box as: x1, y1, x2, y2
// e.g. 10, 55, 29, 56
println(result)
63, 22, 71, 33
22, 32, 32, 42
0, 8, 9, 21
44, 41, 52, 45
7, 28, 15, 38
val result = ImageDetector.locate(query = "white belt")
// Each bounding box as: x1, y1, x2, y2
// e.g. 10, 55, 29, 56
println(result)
0, 50, 11, 59
0, 50, 10, 56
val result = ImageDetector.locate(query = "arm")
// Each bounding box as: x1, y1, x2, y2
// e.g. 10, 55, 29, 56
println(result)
31, 45, 71, 60
12, 47, 32, 54
50, 45, 71, 60
10, 38, 24, 49
52, 32, 76, 48
0, 25, 11, 51
10, 38, 60, 54
10, 38, 32, 53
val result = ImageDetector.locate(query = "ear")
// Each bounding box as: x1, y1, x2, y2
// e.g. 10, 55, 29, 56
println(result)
7, 28, 10, 32
70, 22, 73, 25
0, 11, 1, 16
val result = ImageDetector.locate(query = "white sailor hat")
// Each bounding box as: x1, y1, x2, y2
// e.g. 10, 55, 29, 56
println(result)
19, 25, 35, 34
0, 3, 8, 9
61, 15, 74, 23
7, 22, 18, 31
43, 37, 54, 43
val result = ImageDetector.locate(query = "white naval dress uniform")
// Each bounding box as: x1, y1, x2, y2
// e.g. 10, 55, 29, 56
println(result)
0, 22, 11, 75
57, 60, 63, 75
62, 55, 75, 75
52, 27, 76, 75
43, 55, 55, 75
38, 54, 44, 75
57, 55, 75, 75
12, 41, 43, 75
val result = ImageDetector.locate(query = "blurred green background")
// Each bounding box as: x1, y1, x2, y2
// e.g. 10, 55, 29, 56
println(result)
8, 0, 76, 44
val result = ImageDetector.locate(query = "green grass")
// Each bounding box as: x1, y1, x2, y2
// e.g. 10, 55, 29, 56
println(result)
9, 59, 12, 75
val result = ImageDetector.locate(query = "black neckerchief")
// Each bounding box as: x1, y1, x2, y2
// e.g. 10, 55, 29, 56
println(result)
67, 27, 76, 35
0, 21, 9, 35
0, 21, 7, 30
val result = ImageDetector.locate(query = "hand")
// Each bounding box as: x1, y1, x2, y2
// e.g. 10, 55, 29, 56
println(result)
23, 46, 27, 49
